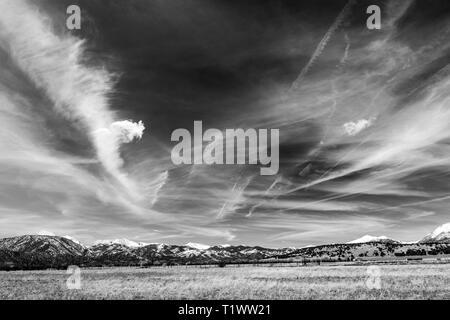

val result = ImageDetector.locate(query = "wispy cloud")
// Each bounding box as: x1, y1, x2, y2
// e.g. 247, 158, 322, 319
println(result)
0, 0, 449, 247
0, 0, 145, 199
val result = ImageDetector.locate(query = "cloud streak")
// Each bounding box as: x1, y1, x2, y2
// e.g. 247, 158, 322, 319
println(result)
0, 0, 145, 198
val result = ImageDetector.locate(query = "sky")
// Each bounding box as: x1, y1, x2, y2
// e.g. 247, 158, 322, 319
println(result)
0, 0, 449, 247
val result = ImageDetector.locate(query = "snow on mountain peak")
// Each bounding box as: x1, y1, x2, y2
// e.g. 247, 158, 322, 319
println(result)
430, 223, 450, 238
421, 223, 450, 242
185, 242, 210, 250
62, 235, 83, 246
94, 239, 149, 248
347, 235, 390, 244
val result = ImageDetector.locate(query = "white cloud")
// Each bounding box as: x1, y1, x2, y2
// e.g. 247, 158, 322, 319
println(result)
37, 230, 55, 236
343, 118, 375, 136
93, 120, 146, 197
0, 0, 145, 198
110, 120, 145, 143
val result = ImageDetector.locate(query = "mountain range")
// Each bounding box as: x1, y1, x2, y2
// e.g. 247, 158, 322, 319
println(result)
0, 223, 449, 270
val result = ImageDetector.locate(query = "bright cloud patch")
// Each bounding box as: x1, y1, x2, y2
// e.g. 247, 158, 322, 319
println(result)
343, 118, 375, 136
37, 230, 55, 236
110, 120, 145, 143
93, 120, 145, 191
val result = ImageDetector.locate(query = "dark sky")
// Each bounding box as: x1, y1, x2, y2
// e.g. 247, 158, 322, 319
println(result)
0, 0, 449, 247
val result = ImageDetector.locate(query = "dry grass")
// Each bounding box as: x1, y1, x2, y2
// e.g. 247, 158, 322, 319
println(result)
0, 263, 449, 299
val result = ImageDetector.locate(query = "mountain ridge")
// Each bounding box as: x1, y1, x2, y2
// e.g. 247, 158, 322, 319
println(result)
347, 235, 400, 244
420, 223, 450, 244
1, 223, 449, 270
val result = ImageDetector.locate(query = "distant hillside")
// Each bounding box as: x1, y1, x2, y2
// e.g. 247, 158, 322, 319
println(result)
0, 235, 88, 270
1, 233, 450, 270
0, 235, 85, 256
347, 235, 400, 244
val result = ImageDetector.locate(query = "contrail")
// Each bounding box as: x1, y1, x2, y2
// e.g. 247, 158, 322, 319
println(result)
339, 33, 351, 68
368, 194, 450, 214
217, 201, 228, 219
290, 0, 356, 91
247, 176, 283, 217
218, 174, 253, 219
255, 27, 355, 208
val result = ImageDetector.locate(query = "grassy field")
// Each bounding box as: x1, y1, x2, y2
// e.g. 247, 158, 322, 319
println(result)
0, 263, 448, 299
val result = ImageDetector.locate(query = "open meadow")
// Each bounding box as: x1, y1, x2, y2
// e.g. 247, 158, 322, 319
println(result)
0, 263, 449, 300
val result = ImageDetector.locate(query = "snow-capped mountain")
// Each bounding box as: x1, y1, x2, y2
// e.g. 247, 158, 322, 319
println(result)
347, 235, 399, 244
420, 223, 450, 243
1, 222, 450, 270
93, 238, 149, 248
185, 242, 210, 250
62, 235, 84, 247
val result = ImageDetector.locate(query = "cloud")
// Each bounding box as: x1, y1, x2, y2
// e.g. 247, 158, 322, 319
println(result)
37, 230, 55, 236
290, 0, 356, 90
110, 120, 145, 143
0, 88, 151, 217
251, 214, 391, 244
261, 199, 373, 213
93, 120, 146, 196
343, 118, 375, 136
0, 0, 145, 198
0, 0, 449, 247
